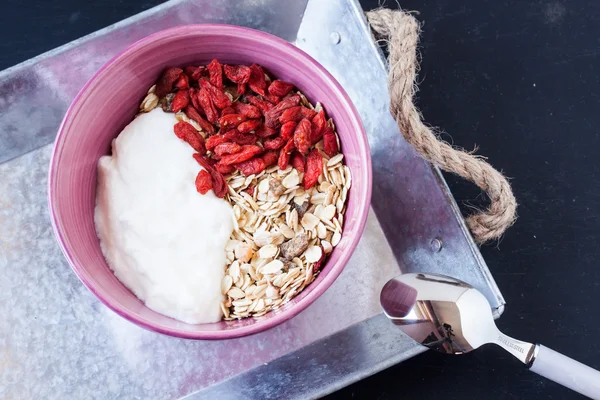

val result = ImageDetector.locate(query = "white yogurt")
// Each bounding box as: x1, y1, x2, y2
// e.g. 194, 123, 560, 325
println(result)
95, 108, 233, 324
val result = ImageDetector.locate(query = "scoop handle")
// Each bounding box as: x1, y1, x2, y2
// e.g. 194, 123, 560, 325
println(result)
529, 344, 600, 399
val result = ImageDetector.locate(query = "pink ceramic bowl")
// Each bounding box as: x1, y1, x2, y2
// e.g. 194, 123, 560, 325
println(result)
48, 24, 372, 339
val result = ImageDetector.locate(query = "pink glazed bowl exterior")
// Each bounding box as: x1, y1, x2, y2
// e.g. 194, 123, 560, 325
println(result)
48, 25, 372, 339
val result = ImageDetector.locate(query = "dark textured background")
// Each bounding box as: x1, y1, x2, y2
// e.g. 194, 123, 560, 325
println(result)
2, 0, 598, 398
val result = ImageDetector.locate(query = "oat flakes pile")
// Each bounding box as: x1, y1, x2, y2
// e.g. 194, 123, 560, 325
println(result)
221, 153, 351, 319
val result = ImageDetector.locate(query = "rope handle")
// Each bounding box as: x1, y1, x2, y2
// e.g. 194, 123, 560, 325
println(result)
366, 9, 517, 243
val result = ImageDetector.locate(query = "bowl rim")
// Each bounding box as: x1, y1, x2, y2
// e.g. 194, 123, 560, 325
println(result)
48, 23, 372, 339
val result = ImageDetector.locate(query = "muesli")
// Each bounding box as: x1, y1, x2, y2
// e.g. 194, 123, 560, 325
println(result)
138, 60, 352, 320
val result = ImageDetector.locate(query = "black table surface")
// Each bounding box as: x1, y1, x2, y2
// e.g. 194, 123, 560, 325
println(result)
3, 0, 598, 399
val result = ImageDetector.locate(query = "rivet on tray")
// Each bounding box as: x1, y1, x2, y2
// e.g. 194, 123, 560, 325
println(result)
330, 32, 341, 44
430, 238, 443, 252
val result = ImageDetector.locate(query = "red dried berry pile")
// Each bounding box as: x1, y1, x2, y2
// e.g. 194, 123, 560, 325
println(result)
151, 59, 341, 198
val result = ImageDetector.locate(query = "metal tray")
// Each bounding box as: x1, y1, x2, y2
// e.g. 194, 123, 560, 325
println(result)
0, 0, 504, 398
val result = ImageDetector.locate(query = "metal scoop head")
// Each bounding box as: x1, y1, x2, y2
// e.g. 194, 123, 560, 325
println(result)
380, 273, 534, 361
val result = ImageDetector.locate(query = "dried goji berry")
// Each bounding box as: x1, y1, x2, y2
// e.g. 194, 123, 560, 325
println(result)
293, 118, 312, 155
207, 59, 223, 89
223, 65, 251, 84
214, 142, 242, 156
323, 129, 339, 157
189, 88, 202, 111
268, 80, 295, 97
155, 67, 182, 97
193, 154, 227, 198
174, 121, 194, 139
234, 157, 266, 176
269, 94, 301, 115
264, 137, 286, 150
237, 83, 247, 96
262, 151, 278, 167
280, 106, 317, 123
283, 137, 296, 153
193, 67, 206, 81
199, 78, 232, 109
318, 125, 333, 144
264, 117, 279, 129
184, 65, 197, 77
237, 119, 261, 133
215, 163, 235, 175
280, 121, 297, 141
311, 110, 327, 144
184, 105, 215, 135
264, 94, 281, 104
232, 102, 261, 119
278, 150, 291, 170
184, 66, 205, 81
215, 176, 228, 197
290, 152, 305, 173
195, 169, 213, 194
303, 148, 323, 189
219, 145, 263, 165
197, 88, 218, 124
174, 74, 189, 89
278, 139, 295, 170
223, 130, 258, 145
206, 135, 229, 151
248, 64, 267, 96
174, 121, 206, 154
183, 104, 201, 124
256, 124, 278, 138
171, 89, 190, 113
211, 169, 227, 198
193, 153, 215, 169
220, 106, 236, 117
219, 114, 247, 130
246, 95, 273, 114
302, 107, 318, 120
264, 94, 301, 128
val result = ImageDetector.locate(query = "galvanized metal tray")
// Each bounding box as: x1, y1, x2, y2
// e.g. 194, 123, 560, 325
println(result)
0, 0, 504, 398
